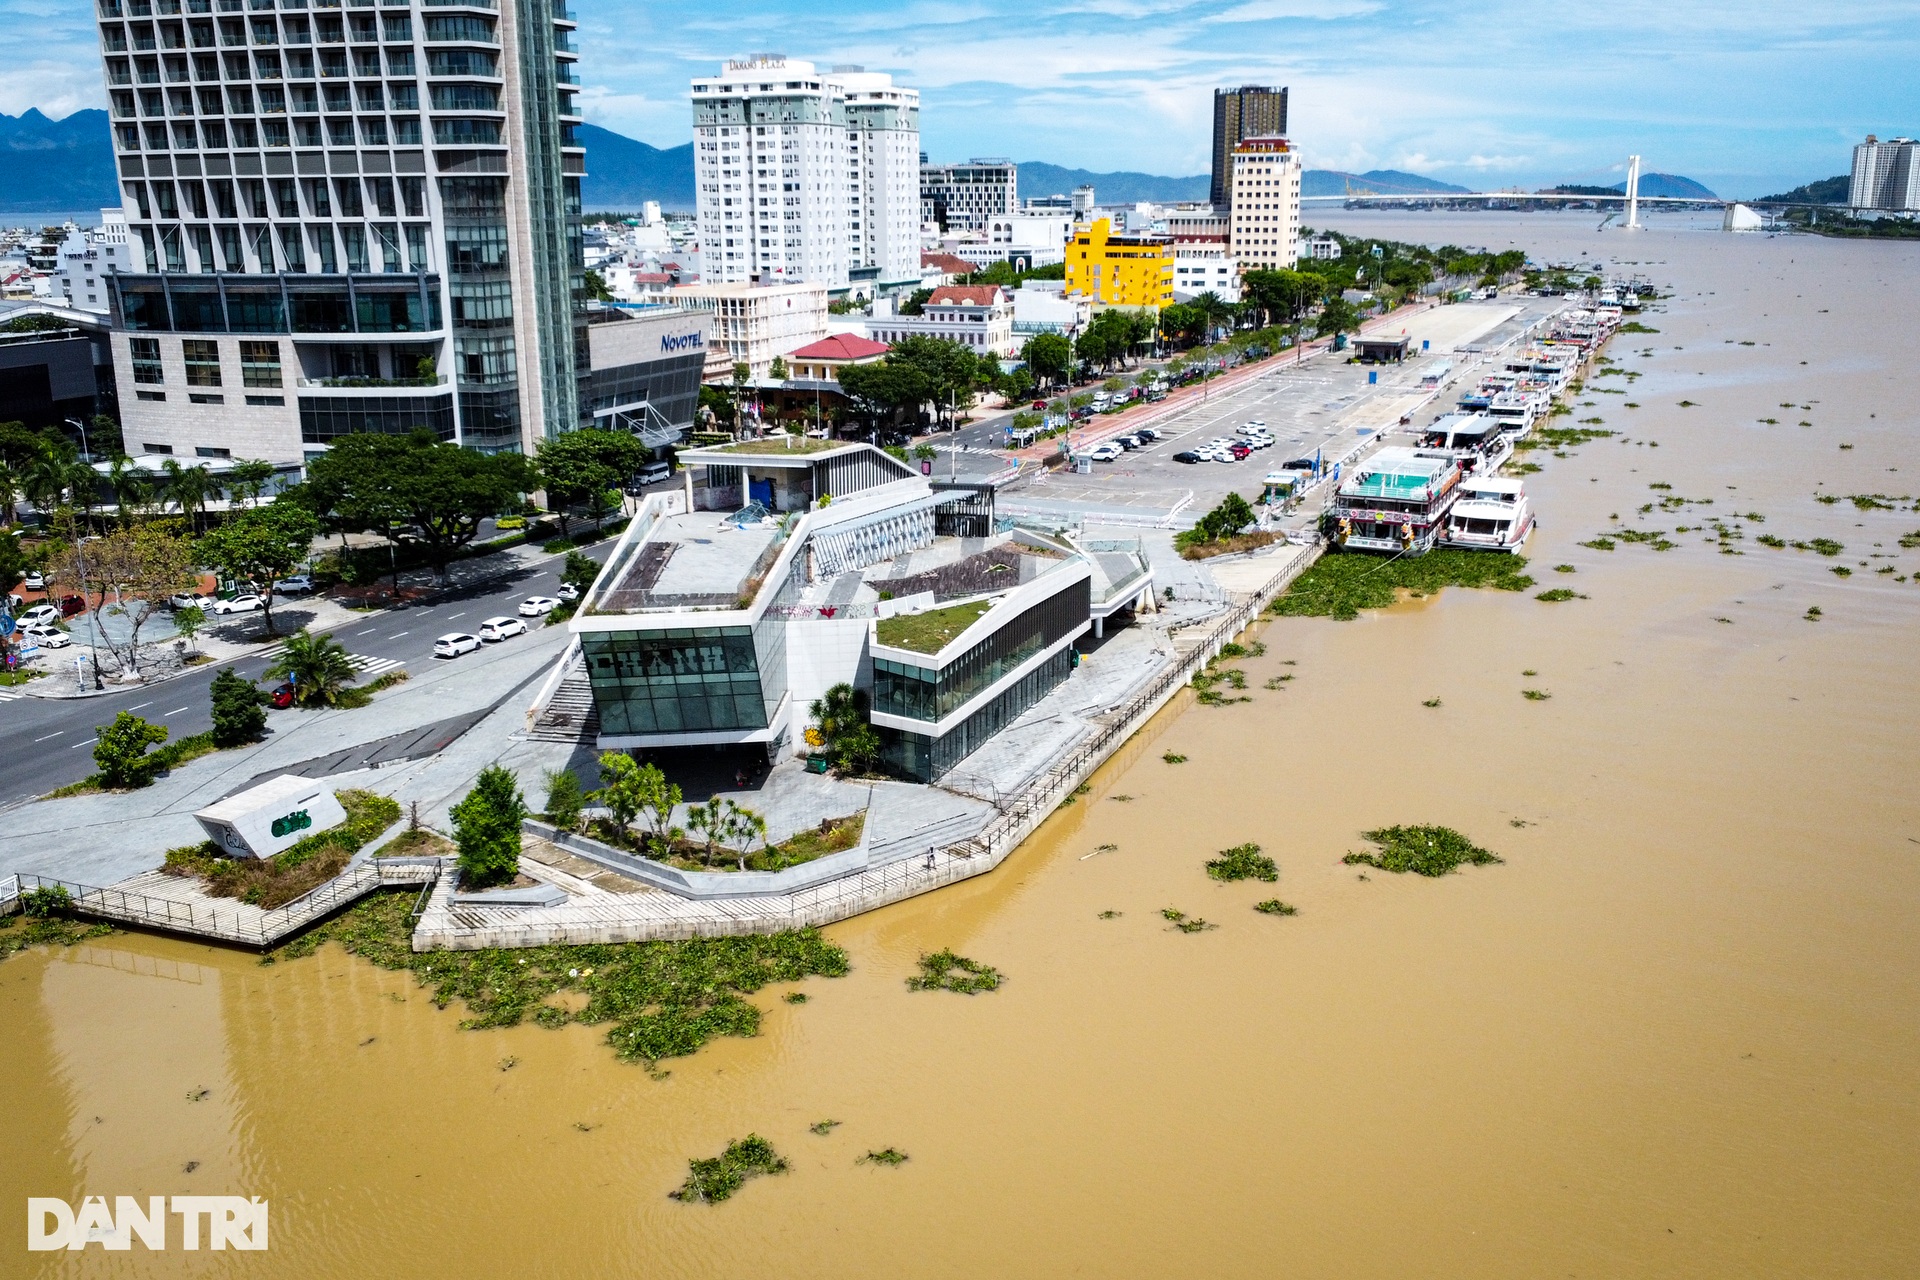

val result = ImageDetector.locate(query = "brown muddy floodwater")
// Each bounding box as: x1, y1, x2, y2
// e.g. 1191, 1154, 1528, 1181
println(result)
4, 213, 1918, 1279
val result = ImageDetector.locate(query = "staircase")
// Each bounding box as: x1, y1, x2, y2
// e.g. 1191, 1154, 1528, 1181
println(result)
528, 658, 600, 743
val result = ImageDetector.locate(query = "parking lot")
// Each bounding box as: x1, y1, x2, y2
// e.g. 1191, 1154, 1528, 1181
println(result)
995, 299, 1564, 529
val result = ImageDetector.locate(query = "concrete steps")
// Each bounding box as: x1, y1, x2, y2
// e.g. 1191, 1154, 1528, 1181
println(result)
527, 661, 599, 743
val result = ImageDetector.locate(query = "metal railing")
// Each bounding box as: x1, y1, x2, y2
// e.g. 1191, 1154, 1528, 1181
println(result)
12, 860, 441, 948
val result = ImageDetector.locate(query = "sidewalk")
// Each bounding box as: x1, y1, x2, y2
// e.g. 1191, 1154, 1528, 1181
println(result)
3, 618, 576, 884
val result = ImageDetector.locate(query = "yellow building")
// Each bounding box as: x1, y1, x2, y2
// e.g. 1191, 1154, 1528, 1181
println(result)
1063, 217, 1175, 308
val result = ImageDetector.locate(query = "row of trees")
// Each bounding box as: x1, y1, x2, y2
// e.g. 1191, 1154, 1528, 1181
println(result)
545, 752, 771, 872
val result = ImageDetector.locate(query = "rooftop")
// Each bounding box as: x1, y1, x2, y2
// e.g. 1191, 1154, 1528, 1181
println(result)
591, 510, 781, 614
875, 599, 991, 653
926, 285, 1008, 307
687, 436, 855, 460
789, 333, 890, 361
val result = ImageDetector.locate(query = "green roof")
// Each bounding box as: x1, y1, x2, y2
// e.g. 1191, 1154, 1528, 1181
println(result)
874, 599, 991, 654
702, 436, 849, 457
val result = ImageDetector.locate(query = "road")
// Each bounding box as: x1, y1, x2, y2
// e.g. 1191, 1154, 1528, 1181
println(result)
0, 540, 611, 809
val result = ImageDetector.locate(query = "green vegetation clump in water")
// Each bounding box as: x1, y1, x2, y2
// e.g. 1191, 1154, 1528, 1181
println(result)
1757, 534, 1786, 548
1515, 425, 1615, 453
1205, 843, 1278, 883
1253, 899, 1298, 916
1272, 549, 1534, 621
1794, 538, 1845, 556
1162, 752, 1188, 764
1535, 588, 1586, 602
0, 891, 115, 961
670, 1135, 788, 1204
810, 1120, 841, 1136
266, 891, 848, 1064
859, 1148, 910, 1167
1522, 689, 1552, 701
1618, 321, 1660, 334
1342, 825, 1503, 877
1422, 698, 1442, 708
1580, 537, 1616, 551
1161, 908, 1217, 933
906, 949, 1002, 994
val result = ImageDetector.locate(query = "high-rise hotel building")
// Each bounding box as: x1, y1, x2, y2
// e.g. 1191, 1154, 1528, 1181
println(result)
90, 0, 595, 461
692, 56, 920, 296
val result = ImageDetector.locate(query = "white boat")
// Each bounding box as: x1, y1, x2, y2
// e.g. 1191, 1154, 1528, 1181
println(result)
1439, 476, 1534, 553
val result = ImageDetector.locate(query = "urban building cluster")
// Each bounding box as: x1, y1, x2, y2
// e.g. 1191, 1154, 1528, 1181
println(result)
1849, 135, 1920, 213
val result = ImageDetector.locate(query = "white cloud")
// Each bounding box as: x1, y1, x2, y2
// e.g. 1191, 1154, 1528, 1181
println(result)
1203, 0, 1382, 22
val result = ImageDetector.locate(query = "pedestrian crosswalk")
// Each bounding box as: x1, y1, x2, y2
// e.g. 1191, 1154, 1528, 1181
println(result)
348, 654, 404, 678
0, 688, 25, 702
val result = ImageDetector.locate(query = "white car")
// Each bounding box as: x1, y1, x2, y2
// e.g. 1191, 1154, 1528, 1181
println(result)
272, 574, 315, 595
433, 632, 481, 658
21, 623, 69, 649
477, 616, 527, 642
23, 571, 47, 590
19, 603, 61, 627
210, 594, 265, 615
518, 595, 561, 617
1086, 442, 1125, 463
1245, 419, 1266, 429
169, 592, 215, 611
556, 582, 581, 602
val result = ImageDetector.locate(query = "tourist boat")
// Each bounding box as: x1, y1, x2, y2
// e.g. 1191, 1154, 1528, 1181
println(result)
1420, 412, 1513, 475
1325, 446, 1464, 555
1439, 476, 1534, 552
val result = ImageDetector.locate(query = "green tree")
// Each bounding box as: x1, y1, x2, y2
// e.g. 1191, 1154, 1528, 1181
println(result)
541, 766, 585, 830
1177, 492, 1258, 549
89, 414, 124, 459
450, 764, 528, 888
172, 604, 206, 654
1315, 297, 1363, 341
593, 752, 682, 854
768, 355, 788, 382
896, 287, 933, 316
160, 460, 219, 532
583, 267, 614, 302
561, 550, 600, 598
686, 795, 727, 867
265, 629, 357, 707
1022, 332, 1071, 389
225, 459, 276, 508
809, 682, 879, 773
0, 530, 24, 595
208, 666, 267, 747
0, 460, 20, 527
49, 516, 197, 678
536, 428, 646, 541
836, 360, 934, 431
92, 711, 169, 788
888, 336, 979, 427
195, 502, 322, 636
719, 800, 768, 872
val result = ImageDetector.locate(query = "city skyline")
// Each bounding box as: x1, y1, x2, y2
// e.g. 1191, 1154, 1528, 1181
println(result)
3, 0, 1915, 197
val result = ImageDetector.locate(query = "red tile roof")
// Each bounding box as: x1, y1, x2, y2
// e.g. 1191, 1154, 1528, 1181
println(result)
920, 252, 975, 275
928, 285, 1006, 307
789, 333, 891, 361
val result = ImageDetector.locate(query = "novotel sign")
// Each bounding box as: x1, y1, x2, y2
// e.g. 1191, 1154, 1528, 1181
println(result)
661, 331, 706, 353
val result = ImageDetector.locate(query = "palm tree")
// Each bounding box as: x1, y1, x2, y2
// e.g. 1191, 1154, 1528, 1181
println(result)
161, 460, 219, 532
106, 456, 152, 526
226, 459, 275, 508
62, 459, 101, 530
264, 629, 357, 707
20, 450, 74, 517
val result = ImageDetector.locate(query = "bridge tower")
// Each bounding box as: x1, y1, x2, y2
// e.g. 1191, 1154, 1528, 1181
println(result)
1624, 155, 1643, 229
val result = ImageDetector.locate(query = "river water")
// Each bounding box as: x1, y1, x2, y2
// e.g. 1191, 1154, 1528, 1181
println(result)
5, 211, 1918, 1278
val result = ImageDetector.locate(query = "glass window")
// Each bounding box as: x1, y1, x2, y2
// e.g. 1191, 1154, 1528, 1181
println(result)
131, 336, 165, 383
239, 339, 281, 385
582, 627, 770, 736
182, 338, 222, 385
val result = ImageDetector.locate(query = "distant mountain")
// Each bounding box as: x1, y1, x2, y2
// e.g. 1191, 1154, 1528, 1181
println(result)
0, 109, 118, 212
578, 122, 695, 213
1756, 175, 1848, 205
1016, 162, 1208, 205
1622, 172, 1718, 200
1303, 169, 1473, 198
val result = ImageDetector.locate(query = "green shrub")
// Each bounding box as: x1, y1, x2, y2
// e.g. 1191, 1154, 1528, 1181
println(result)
451, 765, 528, 888
542, 767, 585, 830
20, 885, 73, 917
209, 666, 267, 747
92, 712, 169, 789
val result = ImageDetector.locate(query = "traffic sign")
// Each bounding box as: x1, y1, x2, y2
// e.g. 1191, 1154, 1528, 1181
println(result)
0, 613, 14, 636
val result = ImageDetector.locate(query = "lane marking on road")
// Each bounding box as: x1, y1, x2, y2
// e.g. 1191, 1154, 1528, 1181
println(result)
356, 628, 376, 636
164, 706, 188, 716
128, 701, 153, 711
447, 612, 465, 620
71, 740, 92, 749
387, 631, 408, 639
33, 731, 63, 741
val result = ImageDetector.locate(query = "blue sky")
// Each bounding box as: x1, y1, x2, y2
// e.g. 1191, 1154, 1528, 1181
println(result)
7, 0, 1917, 196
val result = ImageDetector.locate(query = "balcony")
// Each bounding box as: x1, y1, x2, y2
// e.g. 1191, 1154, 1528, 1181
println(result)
299, 374, 448, 388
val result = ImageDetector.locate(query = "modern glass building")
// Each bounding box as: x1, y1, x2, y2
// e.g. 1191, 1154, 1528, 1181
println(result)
89, 0, 703, 468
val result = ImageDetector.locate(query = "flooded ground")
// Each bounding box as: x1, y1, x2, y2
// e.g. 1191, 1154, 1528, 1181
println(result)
5, 212, 1917, 1278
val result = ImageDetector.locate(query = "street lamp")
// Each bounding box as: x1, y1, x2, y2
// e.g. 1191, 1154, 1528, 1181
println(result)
64, 417, 91, 463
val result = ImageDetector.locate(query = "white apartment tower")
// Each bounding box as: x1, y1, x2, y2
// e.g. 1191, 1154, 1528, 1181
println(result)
692, 56, 920, 295
1849, 135, 1920, 212
1228, 135, 1301, 272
